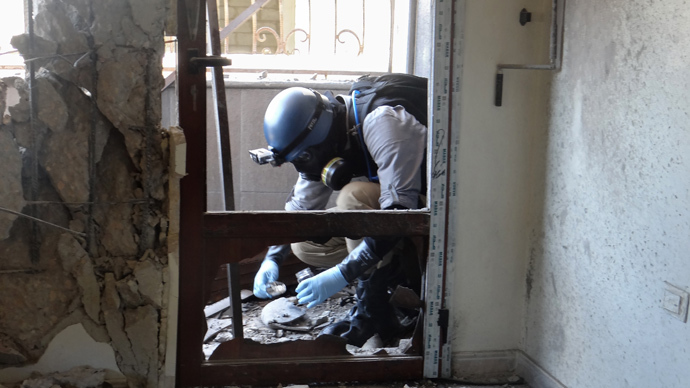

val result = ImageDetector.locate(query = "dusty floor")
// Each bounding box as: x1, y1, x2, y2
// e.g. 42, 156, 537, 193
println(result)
202, 288, 530, 388
204, 284, 418, 358
248, 380, 529, 388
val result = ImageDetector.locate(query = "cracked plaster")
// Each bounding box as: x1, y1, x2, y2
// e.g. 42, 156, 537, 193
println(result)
0, 1, 170, 387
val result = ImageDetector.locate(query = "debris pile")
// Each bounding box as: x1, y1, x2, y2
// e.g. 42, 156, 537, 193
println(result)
203, 286, 418, 358
15, 366, 105, 388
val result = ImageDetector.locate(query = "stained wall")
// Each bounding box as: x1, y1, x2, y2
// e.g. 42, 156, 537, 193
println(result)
449, 0, 551, 375
523, 0, 690, 386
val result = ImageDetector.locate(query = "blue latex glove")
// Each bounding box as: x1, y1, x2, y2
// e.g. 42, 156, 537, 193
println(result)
296, 266, 348, 308
253, 259, 280, 299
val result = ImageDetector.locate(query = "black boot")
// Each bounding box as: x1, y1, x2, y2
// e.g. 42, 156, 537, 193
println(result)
323, 262, 412, 347
340, 272, 397, 347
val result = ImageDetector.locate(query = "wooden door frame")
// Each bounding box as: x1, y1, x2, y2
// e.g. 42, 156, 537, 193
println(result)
174, 1, 433, 386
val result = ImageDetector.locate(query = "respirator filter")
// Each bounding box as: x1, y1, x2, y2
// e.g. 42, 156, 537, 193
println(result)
321, 157, 352, 191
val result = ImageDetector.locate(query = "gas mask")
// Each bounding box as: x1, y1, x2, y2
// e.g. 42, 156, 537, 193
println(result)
291, 144, 354, 191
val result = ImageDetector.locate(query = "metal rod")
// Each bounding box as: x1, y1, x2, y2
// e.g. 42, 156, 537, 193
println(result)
388, 0, 394, 73
207, 0, 235, 211
0, 206, 87, 237
406, 0, 418, 74
497, 64, 556, 71
227, 262, 243, 340
334, 0, 338, 54
252, 1, 258, 53
278, 0, 285, 53
223, 0, 230, 52
27, 0, 40, 264
86, 2, 98, 255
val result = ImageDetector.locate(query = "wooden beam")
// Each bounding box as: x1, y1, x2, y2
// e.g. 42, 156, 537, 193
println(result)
204, 211, 430, 238
199, 356, 423, 386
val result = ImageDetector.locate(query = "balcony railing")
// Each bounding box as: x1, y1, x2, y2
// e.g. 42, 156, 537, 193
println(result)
165, 0, 410, 77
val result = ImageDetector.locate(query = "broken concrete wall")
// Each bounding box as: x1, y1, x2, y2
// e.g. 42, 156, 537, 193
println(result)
0, 1, 170, 387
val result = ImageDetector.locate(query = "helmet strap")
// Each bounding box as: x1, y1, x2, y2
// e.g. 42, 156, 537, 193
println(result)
352, 90, 379, 183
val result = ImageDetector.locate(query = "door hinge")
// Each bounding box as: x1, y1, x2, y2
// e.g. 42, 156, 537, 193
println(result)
437, 309, 449, 328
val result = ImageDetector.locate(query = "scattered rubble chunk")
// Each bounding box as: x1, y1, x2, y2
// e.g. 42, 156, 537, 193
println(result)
57, 234, 101, 323
133, 259, 163, 308
35, 76, 68, 133
19, 366, 105, 388
205, 297, 230, 318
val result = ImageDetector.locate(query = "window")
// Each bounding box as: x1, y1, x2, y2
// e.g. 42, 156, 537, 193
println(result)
164, 0, 414, 82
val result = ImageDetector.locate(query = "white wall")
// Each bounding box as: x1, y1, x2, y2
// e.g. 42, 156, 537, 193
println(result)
449, 0, 551, 374
523, 0, 690, 387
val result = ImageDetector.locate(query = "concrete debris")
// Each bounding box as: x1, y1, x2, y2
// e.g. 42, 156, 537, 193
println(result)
204, 290, 354, 358
205, 297, 231, 318
123, 305, 159, 387
92, 134, 139, 257
58, 234, 101, 324
0, 126, 24, 240
204, 318, 233, 343
0, 336, 27, 365
19, 366, 105, 388
34, 1, 90, 55
35, 77, 68, 133
9, 34, 58, 71
0, 0, 167, 386
0, 259, 80, 361
133, 259, 163, 308
96, 48, 148, 131
241, 289, 254, 300
115, 277, 144, 308
38, 73, 111, 204
101, 274, 138, 381
203, 285, 421, 360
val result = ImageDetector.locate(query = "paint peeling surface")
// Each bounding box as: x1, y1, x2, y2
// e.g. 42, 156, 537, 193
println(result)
523, 0, 690, 387
0, 1, 169, 387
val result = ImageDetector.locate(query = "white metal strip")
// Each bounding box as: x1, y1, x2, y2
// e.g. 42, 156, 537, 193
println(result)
442, 0, 465, 380
424, 0, 456, 378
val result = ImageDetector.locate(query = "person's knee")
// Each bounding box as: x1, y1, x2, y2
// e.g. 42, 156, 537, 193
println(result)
291, 240, 348, 268
336, 181, 381, 210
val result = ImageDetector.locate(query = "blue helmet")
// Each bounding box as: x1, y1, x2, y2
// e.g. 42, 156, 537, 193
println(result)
263, 87, 334, 165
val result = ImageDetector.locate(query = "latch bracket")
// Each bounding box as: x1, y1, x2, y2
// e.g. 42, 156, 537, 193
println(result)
187, 48, 232, 74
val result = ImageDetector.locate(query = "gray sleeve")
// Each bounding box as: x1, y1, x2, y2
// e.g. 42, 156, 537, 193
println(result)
363, 105, 427, 209
285, 174, 333, 211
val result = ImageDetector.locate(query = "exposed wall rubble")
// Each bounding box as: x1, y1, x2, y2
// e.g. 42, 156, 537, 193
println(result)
0, 1, 169, 387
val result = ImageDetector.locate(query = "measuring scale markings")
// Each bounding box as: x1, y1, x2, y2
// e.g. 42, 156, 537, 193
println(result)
424, 0, 457, 379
